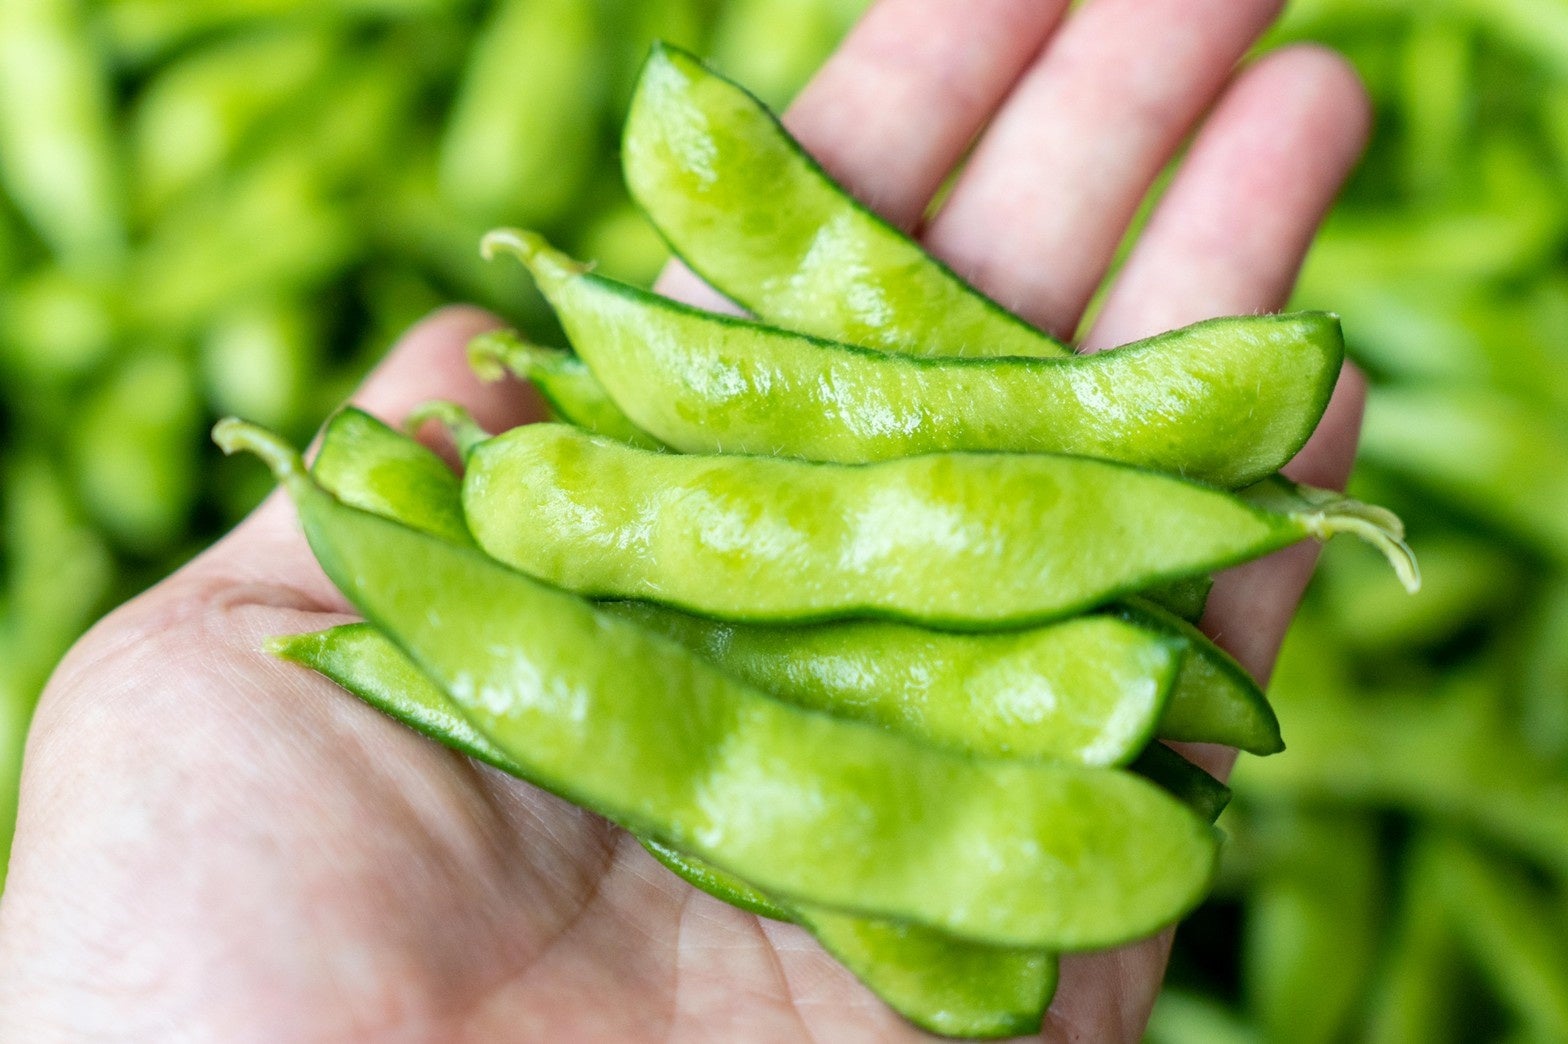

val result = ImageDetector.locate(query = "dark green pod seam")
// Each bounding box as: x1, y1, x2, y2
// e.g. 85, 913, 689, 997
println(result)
484, 229, 1343, 490
623, 43, 1069, 359
1114, 598, 1284, 756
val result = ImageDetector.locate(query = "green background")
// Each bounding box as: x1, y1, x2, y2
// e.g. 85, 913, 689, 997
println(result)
1, 1, 1566, 1038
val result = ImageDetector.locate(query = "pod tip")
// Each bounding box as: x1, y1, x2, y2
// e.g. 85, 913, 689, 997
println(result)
480, 228, 589, 284
466, 332, 511, 382
212, 418, 305, 484
407, 400, 490, 458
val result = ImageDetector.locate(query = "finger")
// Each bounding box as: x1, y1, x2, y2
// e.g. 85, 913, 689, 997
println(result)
1039, 50, 1372, 1040
1076, 46, 1371, 681
1201, 368, 1367, 687
196, 306, 526, 600
1045, 931, 1174, 1044
1086, 47, 1374, 350
657, 0, 1070, 308
922, 0, 1287, 337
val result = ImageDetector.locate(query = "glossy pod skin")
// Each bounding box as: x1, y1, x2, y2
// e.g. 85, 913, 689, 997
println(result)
454, 422, 1417, 631
617, 597, 1279, 756
607, 604, 1181, 765
335, 404, 1279, 755
466, 329, 667, 450
483, 229, 1344, 490
273, 622, 1058, 1039
278, 623, 1228, 826
285, 398, 1216, 1033
219, 419, 1220, 950
623, 44, 1069, 360
271, 618, 1224, 1036
312, 407, 474, 546
1115, 598, 1282, 755
468, 330, 1226, 631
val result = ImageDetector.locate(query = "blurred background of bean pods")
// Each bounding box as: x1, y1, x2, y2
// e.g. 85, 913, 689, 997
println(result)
0, 0, 1562, 1036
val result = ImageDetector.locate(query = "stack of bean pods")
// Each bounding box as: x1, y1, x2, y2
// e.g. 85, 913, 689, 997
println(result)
220, 47, 1417, 1038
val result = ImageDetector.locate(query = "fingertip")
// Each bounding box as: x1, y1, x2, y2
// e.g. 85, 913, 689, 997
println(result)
1248, 43, 1374, 161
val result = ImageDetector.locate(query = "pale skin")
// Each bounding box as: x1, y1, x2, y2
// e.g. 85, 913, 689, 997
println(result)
0, 0, 1372, 1039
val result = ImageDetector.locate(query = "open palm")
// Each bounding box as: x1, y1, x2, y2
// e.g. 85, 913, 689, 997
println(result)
0, 1, 1371, 1039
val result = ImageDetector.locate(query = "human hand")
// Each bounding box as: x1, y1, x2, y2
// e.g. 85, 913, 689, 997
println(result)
0, 1, 1370, 1039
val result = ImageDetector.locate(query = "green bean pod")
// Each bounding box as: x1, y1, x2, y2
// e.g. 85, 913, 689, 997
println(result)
299, 410, 1058, 1033
624, 44, 1068, 358
219, 419, 1221, 950
1111, 599, 1281, 756
450, 421, 1417, 631
313, 408, 473, 546
606, 602, 1181, 766
484, 229, 1343, 489
342, 405, 1275, 755
606, 599, 1279, 759
271, 621, 1058, 1039
469, 329, 1216, 616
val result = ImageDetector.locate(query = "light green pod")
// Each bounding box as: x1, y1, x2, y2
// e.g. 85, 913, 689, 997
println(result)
272, 621, 1058, 1038
637, 837, 791, 921
624, 44, 1068, 359
1143, 576, 1214, 624
606, 603, 1181, 766
485, 230, 1343, 489
328, 405, 1271, 759
220, 419, 1221, 951
1111, 599, 1281, 756
439, 0, 604, 226
313, 408, 473, 547
455, 422, 1416, 631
